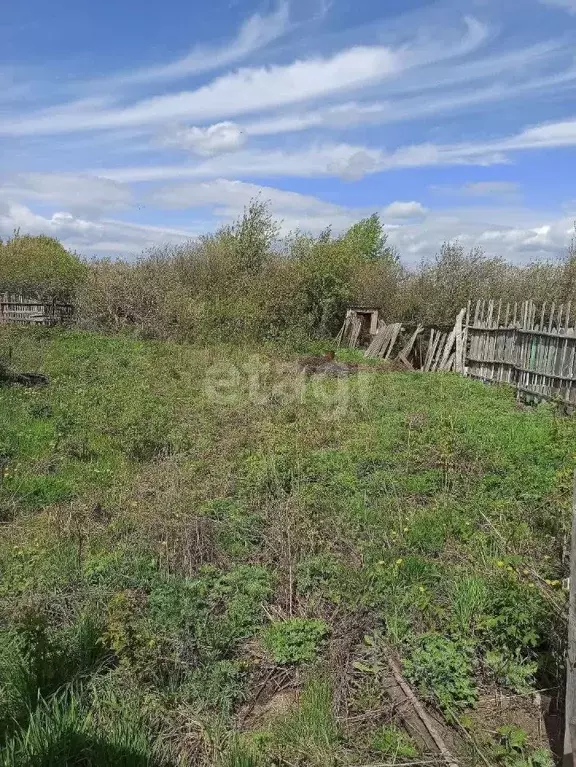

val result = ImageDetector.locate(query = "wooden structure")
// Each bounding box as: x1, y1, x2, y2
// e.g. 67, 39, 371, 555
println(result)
466, 299, 576, 405
337, 305, 467, 372
0, 294, 74, 326
337, 307, 381, 348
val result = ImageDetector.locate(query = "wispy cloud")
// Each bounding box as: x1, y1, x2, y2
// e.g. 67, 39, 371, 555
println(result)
239, 64, 576, 137
98, 2, 291, 87
149, 178, 344, 216
0, 16, 492, 138
0, 203, 199, 255
539, 0, 576, 13
0, 45, 403, 136
0, 173, 133, 215
461, 181, 520, 197
93, 115, 576, 184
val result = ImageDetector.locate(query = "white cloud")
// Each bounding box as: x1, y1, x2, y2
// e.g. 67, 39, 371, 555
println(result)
539, 0, 576, 13
386, 205, 576, 263
163, 122, 246, 155
328, 150, 382, 181
150, 178, 341, 214
0, 202, 199, 256
0, 45, 403, 136
0, 173, 133, 215
462, 181, 520, 197
0, 15, 493, 139
383, 201, 428, 218
500, 118, 576, 149
100, 3, 290, 87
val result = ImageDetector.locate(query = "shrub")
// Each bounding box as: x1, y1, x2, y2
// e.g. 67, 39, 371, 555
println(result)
484, 650, 538, 695
371, 724, 418, 758
491, 725, 553, 767
262, 618, 329, 665
403, 633, 477, 716
481, 578, 547, 656
0, 233, 85, 299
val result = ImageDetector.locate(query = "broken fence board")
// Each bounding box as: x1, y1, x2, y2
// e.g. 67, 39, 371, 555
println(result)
383, 322, 402, 360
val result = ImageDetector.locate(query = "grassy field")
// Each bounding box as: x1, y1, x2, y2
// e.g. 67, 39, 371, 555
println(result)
0, 327, 573, 766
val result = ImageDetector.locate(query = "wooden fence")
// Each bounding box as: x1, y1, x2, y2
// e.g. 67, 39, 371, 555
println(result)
465, 299, 576, 404
0, 294, 74, 326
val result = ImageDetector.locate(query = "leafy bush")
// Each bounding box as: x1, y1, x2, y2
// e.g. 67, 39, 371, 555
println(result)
403, 634, 478, 716
0, 233, 85, 299
104, 565, 273, 678
481, 578, 547, 655
181, 660, 246, 715
491, 725, 553, 767
484, 650, 538, 695
371, 724, 418, 758
262, 618, 329, 665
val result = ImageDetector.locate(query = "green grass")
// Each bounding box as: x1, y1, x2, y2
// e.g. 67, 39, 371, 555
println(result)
0, 326, 572, 765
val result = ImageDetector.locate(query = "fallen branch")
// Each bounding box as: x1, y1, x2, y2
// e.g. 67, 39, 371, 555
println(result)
385, 656, 460, 767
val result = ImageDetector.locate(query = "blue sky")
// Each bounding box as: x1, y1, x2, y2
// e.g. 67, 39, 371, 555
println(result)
1, 0, 576, 263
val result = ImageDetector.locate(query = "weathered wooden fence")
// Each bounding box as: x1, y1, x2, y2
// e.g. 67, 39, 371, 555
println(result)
465, 299, 576, 404
339, 308, 467, 373
0, 294, 74, 326
341, 299, 576, 403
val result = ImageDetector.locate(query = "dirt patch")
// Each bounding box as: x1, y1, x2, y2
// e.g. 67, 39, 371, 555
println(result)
466, 688, 560, 759
239, 686, 300, 728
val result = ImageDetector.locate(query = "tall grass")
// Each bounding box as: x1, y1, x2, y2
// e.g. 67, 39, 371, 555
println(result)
1, 686, 169, 767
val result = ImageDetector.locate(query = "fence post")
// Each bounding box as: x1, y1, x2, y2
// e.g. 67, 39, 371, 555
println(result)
565, 470, 576, 765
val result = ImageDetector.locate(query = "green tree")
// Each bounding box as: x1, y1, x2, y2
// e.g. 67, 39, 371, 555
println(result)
230, 198, 279, 275
341, 213, 398, 263
0, 233, 86, 298
295, 232, 363, 336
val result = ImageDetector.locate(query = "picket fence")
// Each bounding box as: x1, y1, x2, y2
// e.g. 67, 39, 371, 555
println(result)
465, 299, 576, 405
0, 294, 74, 326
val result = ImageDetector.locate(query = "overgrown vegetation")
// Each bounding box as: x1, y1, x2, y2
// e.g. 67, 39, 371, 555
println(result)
0, 326, 571, 764
4, 202, 576, 343
3, 206, 568, 343
1, 204, 574, 763
0, 232, 86, 299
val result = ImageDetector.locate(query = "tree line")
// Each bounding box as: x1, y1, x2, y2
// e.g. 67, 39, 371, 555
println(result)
2, 201, 576, 342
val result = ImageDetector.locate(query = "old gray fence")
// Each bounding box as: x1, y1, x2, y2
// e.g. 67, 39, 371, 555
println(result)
465, 299, 576, 404
341, 299, 576, 404
0, 294, 74, 326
